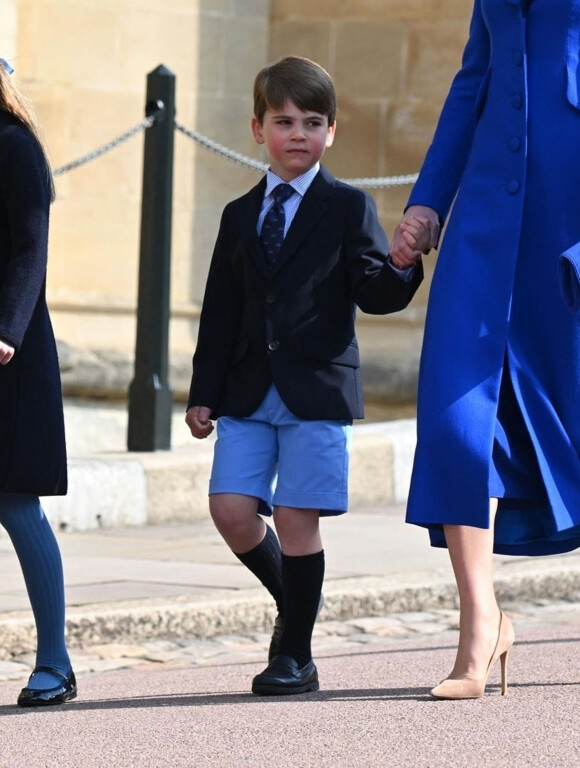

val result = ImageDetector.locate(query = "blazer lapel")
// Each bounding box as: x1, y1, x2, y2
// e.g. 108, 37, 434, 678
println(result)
270, 167, 334, 275
239, 177, 271, 275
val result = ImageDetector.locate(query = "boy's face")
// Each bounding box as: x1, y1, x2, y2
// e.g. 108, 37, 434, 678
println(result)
252, 100, 335, 181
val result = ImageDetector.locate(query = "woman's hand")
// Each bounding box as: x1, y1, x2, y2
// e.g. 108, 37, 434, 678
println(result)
390, 205, 440, 268
0, 339, 15, 365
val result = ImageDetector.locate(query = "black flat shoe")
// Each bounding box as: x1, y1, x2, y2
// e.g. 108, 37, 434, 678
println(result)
17, 667, 77, 707
252, 654, 319, 696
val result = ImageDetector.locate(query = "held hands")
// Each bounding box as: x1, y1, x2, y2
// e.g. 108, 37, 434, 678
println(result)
185, 405, 214, 439
390, 205, 440, 269
0, 339, 15, 365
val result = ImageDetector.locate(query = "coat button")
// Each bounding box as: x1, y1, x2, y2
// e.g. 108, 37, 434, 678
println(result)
507, 137, 521, 152
512, 50, 523, 66
268, 340, 280, 351
510, 94, 523, 109
266, 293, 276, 304
507, 179, 520, 194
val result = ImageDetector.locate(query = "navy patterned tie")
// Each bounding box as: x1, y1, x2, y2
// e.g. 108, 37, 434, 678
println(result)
260, 183, 294, 266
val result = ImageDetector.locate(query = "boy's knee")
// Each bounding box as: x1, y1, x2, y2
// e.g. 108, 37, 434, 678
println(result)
209, 494, 262, 541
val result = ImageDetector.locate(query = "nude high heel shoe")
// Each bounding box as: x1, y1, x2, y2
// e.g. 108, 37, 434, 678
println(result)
430, 611, 515, 699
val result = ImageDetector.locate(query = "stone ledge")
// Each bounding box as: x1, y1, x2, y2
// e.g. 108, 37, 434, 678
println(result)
0, 568, 578, 658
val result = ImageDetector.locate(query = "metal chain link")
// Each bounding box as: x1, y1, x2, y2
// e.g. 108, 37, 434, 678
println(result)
53, 110, 417, 189
338, 173, 418, 189
53, 113, 158, 177
175, 121, 268, 173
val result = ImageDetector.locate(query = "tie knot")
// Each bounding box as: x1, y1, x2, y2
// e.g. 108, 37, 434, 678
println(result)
272, 184, 294, 204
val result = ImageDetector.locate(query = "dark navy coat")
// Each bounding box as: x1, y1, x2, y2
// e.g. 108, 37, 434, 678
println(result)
0, 111, 67, 495
406, 0, 580, 555
188, 165, 423, 421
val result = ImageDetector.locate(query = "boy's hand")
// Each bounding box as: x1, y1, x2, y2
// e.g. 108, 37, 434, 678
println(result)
390, 205, 440, 268
0, 339, 15, 365
185, 405, 214, 439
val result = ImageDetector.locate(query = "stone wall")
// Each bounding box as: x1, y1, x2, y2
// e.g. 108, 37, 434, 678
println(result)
2, 0, 271, 358
0, 0, 473, 397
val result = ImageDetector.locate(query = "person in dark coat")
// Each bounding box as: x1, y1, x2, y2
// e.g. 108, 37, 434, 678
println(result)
391, 0, 580, 699
0, 57, 76, 706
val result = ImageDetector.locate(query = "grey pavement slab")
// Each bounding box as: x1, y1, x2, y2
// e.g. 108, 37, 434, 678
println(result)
0, 506, 518, 611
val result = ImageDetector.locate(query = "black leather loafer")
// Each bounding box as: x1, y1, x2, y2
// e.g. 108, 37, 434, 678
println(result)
17, 667, 77, 707
252, 654, 319, 696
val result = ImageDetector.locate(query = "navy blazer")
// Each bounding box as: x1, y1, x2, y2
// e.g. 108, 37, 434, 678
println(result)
188, 165, 423, 421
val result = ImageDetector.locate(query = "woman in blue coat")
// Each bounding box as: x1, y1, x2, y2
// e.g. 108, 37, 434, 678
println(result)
390, 0, 580, 698
0, 59, 76, 706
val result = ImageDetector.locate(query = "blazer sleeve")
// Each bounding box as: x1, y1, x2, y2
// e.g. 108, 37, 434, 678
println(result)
187, 204, 243, 411
343, 188, 423, 315
407, 0, 491, 222
0, 127, 51, 350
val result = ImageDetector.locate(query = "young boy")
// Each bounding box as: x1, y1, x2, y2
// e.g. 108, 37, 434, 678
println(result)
186, 56, 423, 696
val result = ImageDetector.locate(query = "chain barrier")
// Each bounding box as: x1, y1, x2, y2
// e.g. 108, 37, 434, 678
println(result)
175, 121, 269, 173
53, 113, 159, 177
53, 109, 417, 188
337, 173, 418, 189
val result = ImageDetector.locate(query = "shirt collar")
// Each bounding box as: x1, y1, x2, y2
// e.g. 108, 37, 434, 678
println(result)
264, 163, 320, 198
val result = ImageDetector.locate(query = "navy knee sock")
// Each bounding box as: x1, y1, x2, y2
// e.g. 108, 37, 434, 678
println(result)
0, 494, 71, 689
277, 550, 325, 667
234, 523, 283, 613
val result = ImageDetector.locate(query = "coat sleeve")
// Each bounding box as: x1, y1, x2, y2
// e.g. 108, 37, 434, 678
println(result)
187, 204, 243, 411
0, 127, 51, 350
407, 0, 491, 221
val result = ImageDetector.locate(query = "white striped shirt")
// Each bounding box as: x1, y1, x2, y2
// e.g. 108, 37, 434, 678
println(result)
257, 164, 319, 238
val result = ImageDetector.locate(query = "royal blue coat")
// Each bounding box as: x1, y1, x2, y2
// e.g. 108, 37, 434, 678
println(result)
0, 112, 67, 495
405, 0, 580, 555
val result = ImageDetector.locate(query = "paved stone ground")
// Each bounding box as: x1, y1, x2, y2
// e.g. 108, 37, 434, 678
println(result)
3, 598, 579, 685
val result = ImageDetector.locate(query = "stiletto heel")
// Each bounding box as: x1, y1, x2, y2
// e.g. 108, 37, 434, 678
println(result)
430, 611, 515, 700
500, 646, 509, 696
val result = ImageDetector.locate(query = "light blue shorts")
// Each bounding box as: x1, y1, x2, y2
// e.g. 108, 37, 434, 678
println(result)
209, 385, 353, 516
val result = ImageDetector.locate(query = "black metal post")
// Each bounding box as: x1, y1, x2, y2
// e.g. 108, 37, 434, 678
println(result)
127, 65, 175, 451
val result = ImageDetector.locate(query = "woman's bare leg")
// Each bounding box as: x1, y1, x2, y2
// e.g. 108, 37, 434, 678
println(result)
443, 498, 501, 679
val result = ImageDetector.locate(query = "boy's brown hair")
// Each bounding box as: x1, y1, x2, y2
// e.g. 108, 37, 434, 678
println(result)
253, 56, 336, 126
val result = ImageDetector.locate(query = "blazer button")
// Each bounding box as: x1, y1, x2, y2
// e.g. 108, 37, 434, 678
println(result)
512, 50, 523, 66
510, 94, 523, 109
507, 179, 520, 194
268, 340, 280, 351
266, 293, 276, 304
507, 137, 521, 152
